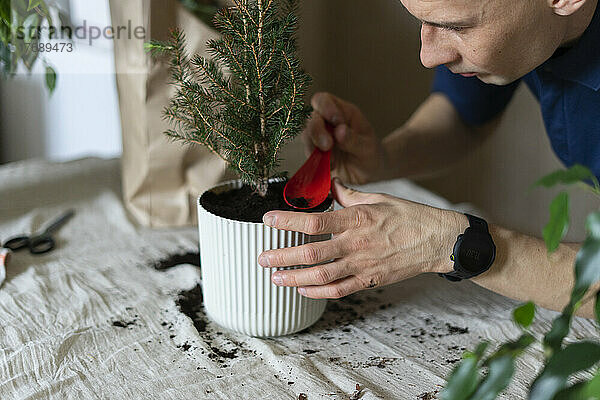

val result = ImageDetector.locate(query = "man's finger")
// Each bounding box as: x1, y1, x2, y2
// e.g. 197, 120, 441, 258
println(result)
270, 261, 352, 286
305, 114, 333, 151
297, 275, 365, 299
258, 240, 344, 268
311, 92, 345, 125
332, 178, 374, 208
263, 209, 354, 235
331, 123, 368, 155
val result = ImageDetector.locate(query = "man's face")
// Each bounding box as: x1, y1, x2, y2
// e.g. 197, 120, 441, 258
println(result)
400, 0, 563, 85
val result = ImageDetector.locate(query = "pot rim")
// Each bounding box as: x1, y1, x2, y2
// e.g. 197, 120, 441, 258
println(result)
198, 178, 333, 225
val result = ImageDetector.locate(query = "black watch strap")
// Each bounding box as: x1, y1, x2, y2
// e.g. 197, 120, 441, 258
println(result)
440, 214, 495, 282
465, 214, 489, 233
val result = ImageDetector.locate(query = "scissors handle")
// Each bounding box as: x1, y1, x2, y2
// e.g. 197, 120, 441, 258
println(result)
28, 235, 56, 254
44, 209, 75, 235
3, 236, 30, 251
2, 210, 74, 254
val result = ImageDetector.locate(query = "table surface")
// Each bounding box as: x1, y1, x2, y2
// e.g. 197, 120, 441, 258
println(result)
0, 158, 597, 400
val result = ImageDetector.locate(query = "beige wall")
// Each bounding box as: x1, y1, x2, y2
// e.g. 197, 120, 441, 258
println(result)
287, 0, 598, 242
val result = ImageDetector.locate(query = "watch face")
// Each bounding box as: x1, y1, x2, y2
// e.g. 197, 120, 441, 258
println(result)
458, 231, 495, 273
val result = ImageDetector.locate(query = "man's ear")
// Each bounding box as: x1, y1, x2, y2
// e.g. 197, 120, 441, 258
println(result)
549, 0, 588, 16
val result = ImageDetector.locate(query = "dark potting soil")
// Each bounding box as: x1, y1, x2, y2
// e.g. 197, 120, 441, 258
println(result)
171, 284, 257, 366
112, 319, 136, 328
288, 196, 310, 209
200, 180, 333, 223
152, 252, 200, 271
175, 285, 206, 334
418, 390, 439, 400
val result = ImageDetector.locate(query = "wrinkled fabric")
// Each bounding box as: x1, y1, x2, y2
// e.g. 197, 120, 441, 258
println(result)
0, 158, 596, 399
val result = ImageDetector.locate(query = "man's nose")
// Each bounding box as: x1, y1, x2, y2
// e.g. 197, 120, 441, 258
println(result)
419, 25, 459, 69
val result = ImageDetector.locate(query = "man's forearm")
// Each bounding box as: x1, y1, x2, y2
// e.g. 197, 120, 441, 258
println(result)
473, 224, 595, 318
377, 93, 498, 181
436, 212, 593, 318
379, 94, 596, 317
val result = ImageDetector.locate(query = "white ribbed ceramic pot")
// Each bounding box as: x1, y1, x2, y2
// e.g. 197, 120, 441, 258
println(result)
198, 179, 330, 337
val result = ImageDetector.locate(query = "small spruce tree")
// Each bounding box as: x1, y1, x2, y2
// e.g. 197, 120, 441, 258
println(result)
146, 0, 311, 197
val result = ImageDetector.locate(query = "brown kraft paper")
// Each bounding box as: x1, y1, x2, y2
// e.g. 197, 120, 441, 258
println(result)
110, 0, 235, 227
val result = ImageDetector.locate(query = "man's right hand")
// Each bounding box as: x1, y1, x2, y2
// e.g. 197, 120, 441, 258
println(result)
302, 92, 385, 185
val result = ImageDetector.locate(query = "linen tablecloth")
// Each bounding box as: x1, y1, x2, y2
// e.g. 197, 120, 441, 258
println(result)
0, 158, 596, 400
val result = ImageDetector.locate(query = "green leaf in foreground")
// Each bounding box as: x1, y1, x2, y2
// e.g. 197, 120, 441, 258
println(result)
0, 0, 10, 26
440, 355, 480, 400
468, 355, 515, 400
530, 341, 600, 400
513, 301, 536, 329
22, 13, 39, 44
543, 306, 574, 355
472, 341, 489, 358
545, 212, 600, 353
594, 290, 600, 324
572, 235, 600, 306
45, 65, 56, 94
535, 164, 596, 188
552, 381, 593, 400
587, 373, 600, 399
543, 192, 570, 253
485, 334, 535, 364
27, 0, 41, 11
587, 212, 600, 240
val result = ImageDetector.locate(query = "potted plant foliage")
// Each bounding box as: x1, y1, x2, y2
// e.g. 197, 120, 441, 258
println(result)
0, 0, 65, 93
441, 165, 600, 399
147, 0, 332, 337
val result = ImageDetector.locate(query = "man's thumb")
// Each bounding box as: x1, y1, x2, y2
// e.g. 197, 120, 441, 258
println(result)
332, 178, 369, 208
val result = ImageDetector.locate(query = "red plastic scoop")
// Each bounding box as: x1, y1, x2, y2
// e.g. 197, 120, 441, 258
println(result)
284, 124, 333, 210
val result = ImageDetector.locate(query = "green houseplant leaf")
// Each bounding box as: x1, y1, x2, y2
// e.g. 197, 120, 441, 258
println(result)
595, 291, 600, 324
1, 0, 57, 88
552, 380, 599, 400
571, 212, 600, 304
586, 212, 600, 239
543, 192, 570, 253
586, 373, 600, 399
440, 355, 480, 400
485, 334, 535, 363
22, 12, 39, 44
27, 0, 41, 11
0, 0, 10, 28
572, 238, 600, 304
513, 301, 536, 329
468, 355, 514, 400
530, 342, 600, 400
442, 166, 600, 399
544, 211, 600, 353
440, 342, 489, 400
535, 164, 597, 188
45, 65, 56, 94
544, 310, 573, 355
465, 334, 534, 400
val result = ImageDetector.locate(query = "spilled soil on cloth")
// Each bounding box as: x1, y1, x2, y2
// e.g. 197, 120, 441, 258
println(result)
171, 284, 255, 366
152, 252, 200, 271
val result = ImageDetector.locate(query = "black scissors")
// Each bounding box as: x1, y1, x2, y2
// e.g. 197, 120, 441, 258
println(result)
2, 210, 75, 255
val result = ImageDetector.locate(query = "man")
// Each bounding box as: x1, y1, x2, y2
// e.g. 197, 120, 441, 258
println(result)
257, 0, 600, 318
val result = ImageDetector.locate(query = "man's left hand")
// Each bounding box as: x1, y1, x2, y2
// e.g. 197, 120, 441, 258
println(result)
258, 179, 466, 298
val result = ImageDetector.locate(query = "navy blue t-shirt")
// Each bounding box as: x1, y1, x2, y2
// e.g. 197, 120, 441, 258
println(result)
432, 3, 600, 178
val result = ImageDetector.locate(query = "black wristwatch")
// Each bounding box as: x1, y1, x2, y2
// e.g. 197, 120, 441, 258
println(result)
439, 214, 496, 282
